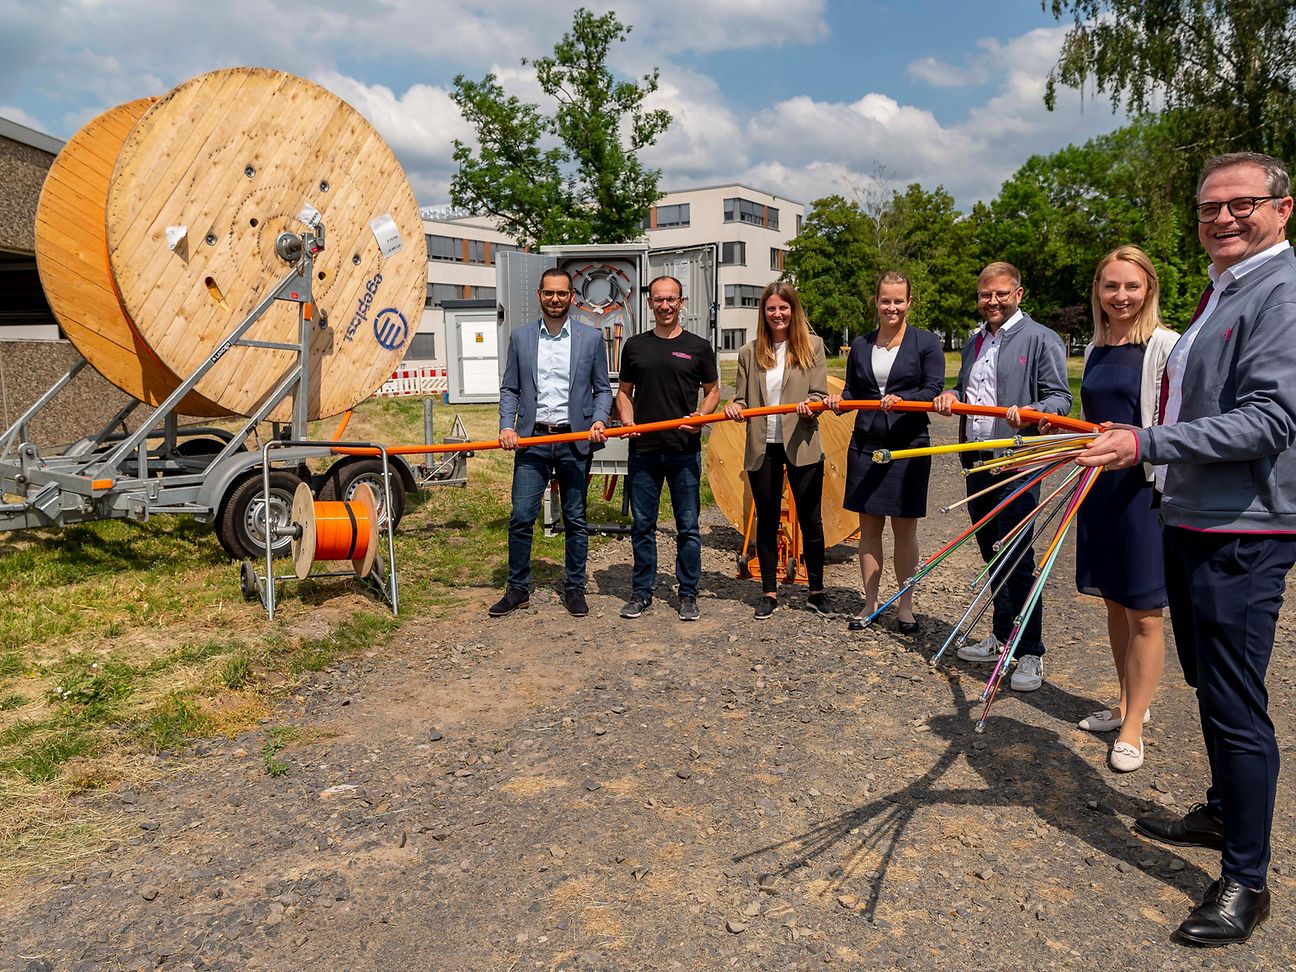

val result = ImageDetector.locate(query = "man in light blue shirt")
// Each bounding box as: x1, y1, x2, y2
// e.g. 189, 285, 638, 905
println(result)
491, 267, 612, 618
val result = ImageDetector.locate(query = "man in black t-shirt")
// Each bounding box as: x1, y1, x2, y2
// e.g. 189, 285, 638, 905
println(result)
615, 275, 720, 621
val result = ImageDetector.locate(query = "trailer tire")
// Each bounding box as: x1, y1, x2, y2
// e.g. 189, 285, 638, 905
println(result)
320, 459, 405, 529
216, 471, 303, 560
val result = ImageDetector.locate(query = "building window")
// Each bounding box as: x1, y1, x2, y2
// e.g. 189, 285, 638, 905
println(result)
427, 282, 463, 307
720, 328, 746, 351
467, 239, 487, 264
719, 241, 746, 266
470, 286, 497, 300
658, 203, 690, 228
724, 197, 779, 230
795, 213, 802, 234
492, 243, 519, 264
724, 284, 763, 308
427, 234, 458, 262
770, 248, 785, 272
406, 332, 437, 360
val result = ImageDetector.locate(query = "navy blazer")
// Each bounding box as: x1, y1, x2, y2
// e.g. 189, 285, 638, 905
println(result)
843, 326, 945, 447
499, 319, 613, 455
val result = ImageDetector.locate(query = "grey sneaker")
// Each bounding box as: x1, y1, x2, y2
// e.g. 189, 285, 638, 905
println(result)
678, 596, 700, 621
1010, 654, 1044, 691
620, 596, 651, 619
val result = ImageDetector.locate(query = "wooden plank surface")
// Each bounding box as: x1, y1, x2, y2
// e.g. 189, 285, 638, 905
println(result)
105, 68, 427, 421
33, 98, 229, 416
706, 376, 858, 549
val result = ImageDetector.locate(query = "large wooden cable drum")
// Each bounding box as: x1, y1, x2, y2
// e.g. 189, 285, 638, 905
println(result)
101, 67, 427, 421
706, 376, 858, 548
33, 99, 229, 416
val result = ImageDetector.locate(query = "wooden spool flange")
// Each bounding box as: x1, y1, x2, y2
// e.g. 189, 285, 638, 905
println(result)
104, 67, 428, 421
34, 98, 229, 416
290, 480, 380, 580
706, 376, 858, 548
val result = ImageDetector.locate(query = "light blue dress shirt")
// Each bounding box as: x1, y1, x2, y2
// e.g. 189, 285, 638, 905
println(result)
535, 319, 572, 424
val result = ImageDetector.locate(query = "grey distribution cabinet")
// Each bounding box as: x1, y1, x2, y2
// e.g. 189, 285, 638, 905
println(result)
443, 299, 502, 403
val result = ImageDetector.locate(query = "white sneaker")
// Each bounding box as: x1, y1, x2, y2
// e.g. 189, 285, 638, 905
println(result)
1010, 655, 1044, 691
1078, 707, 1153, 733
956, 634, 1003, 663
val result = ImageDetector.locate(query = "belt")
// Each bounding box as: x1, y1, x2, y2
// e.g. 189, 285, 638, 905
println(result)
533, 422, 571, 434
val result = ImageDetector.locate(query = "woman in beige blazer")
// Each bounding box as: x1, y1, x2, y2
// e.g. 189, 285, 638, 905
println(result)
723, 282, 829, 619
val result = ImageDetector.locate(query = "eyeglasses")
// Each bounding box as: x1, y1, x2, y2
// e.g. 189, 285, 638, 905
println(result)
1193, 195, 1282, 223
649, 296, 683, 306
538, 289, 572, 299
976, 289, 1020, 301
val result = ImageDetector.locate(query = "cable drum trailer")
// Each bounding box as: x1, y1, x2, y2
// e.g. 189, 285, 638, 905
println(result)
1, 67, 469, 605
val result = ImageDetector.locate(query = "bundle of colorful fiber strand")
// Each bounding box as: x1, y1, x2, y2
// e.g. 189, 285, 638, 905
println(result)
866, 430, 1100, 731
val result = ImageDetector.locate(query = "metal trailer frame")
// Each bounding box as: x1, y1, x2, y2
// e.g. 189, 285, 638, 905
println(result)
0, 223, 469, 553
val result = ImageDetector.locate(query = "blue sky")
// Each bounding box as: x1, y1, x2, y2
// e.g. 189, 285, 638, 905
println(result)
0, 0, 1125, 209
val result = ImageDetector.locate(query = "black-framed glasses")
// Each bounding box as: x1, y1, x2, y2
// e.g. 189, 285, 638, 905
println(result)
538, 289, 572, 299
1193, 195, 1282, 223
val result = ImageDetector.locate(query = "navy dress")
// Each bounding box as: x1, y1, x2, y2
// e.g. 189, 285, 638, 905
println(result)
841, 327, 945, 518
1074, 344, 1167, 609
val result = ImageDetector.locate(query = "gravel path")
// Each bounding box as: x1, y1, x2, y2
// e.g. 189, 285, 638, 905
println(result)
4, 449, 1296, 971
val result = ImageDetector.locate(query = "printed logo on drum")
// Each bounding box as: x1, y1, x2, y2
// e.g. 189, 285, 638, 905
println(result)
373, 308, 409, 351
344, 272, 384, 342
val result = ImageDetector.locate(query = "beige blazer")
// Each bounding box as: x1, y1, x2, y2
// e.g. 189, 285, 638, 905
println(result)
730, 335, 828, 471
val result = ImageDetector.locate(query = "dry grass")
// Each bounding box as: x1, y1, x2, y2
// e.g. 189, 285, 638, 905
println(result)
0, 777, 136, 883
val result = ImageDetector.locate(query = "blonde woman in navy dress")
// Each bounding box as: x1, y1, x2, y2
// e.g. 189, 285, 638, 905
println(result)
1050, 246, 1177, 772
828, 272, 945, 632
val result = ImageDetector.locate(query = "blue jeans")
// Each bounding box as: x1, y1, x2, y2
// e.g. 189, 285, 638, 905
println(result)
507, 443, 592, 592
627, 449, 702, 600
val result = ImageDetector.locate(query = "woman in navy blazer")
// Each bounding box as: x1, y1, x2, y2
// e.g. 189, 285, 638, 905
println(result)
828, 272, 945, 632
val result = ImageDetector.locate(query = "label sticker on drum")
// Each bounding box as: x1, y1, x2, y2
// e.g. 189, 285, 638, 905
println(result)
299, 203, 323, 228
165, 225, 188, 251
369, 214, 404, 257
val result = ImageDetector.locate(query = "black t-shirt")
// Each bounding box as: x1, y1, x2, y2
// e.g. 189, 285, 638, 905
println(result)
619, 330, 719, 453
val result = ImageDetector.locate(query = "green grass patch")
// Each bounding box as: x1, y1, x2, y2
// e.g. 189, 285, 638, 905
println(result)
220, 655, 253, 690
136, 694, 212, 754
0, 693, 27, 711
0, 722, 97, 783
261, 724, 299, 777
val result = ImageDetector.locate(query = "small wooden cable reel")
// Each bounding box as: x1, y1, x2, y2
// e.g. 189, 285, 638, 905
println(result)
289, 481, 380, 581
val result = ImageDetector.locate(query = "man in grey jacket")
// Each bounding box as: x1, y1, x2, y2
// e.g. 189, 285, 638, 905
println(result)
1080, 152, 1296, 946
934, 263, 1072, 691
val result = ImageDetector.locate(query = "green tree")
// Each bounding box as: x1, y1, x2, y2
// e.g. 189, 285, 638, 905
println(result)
782, 195, 879, 345
883, 184, 981, 346
1045, 0, 1296, 160
449, 8, 672, 248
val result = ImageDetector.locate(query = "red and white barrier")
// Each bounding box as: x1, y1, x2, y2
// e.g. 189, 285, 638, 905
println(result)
372, 366, 449, 399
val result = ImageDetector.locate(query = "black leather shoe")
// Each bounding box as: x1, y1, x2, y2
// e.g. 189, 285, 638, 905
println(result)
1135, 803, 1225, 850
897, 618, 921, 635
847, 613, 869, 632
488, 587, 529, 617
563, 589, 589, 617
1173, 878, 1270, 946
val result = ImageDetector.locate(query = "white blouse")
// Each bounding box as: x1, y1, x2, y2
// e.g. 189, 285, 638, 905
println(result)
871, 343, 900, 395
765, 342, 787, 443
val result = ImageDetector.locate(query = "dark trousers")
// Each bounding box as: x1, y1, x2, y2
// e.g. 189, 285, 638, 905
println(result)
1164, 526, 1296, 888
507, 442, 592, 593
963, 456, 1044, 655
627, 449, 702, 601
748, 445, 825, 594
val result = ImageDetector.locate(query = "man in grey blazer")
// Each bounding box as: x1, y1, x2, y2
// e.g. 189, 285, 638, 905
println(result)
933, 262, 1072, 691
1081, 152, 1296, 946
490, 267, 612, 619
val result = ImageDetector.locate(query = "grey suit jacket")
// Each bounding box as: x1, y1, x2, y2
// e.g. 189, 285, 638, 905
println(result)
730, 335, 827, 470
499, 320, 613, 455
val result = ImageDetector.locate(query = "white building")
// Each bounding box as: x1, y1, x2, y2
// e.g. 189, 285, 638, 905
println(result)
641, 184, 803, 356
412, 184, 804, 366
416, 213, 519, 364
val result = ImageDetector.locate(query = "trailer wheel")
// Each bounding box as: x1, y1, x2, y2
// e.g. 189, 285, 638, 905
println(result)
217, 471, 302, 560
320, 459, 405, 529
240, 560, 258, 600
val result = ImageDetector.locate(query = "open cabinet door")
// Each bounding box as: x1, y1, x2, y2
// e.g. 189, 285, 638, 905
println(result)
647, 243, 719, 349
